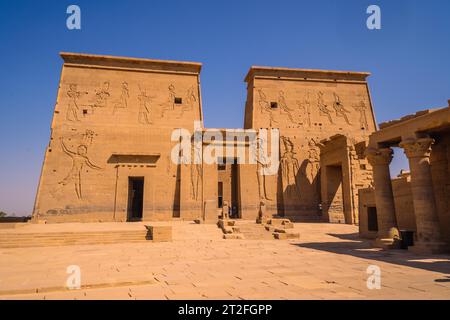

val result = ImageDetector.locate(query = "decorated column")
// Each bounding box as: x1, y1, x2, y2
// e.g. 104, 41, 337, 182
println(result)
399, 138, 448, 254
366, 147, 400, 248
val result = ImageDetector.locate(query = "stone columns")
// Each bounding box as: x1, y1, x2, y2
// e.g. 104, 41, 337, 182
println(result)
366, 147, 400, 248
399, 138, 448, 254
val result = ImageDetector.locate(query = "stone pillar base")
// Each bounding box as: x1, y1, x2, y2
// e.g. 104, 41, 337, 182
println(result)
373, 237, 402, 249
408, 241, 449, 255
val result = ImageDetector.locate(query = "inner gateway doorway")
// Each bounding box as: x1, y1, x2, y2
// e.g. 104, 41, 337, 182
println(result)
326, 165, 348, 224
218, 158, 240, 218
127, 177, 144, 221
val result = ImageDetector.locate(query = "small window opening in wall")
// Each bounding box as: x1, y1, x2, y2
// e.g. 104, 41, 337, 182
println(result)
270, 102, 278, 109
174, 97, 183, 104
83, 109, 88, 115
360, 164, 367, 170
218, 164, 226, 171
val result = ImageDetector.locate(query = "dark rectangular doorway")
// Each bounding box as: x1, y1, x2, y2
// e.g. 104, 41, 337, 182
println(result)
127, 177, 144, 221
217, 158, 240, 219
367, 207, 378, 231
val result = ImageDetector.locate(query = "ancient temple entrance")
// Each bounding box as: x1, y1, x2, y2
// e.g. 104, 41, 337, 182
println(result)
218, 158, 240, 218
325, 165, 348, 224
127, 177, 144, 221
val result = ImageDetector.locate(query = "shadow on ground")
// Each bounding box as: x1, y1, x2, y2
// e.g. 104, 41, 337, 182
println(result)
292, 233, 450, 275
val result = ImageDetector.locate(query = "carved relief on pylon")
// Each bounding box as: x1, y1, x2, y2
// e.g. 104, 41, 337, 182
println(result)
137, 84, 153, 125
317, 91, 334, 124
113, 82, 130, 114
66, 84, 88, 122
306, 138, 320, 183
57, 130, 103, 200
256, 135, 272, 202
280, 136, 300, 197
352, 100, 369, 129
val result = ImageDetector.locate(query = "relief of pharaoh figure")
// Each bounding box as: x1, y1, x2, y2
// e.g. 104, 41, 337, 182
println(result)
190, 142, 202, 201
162, 84, 176, 117
333, 93, 351, 125
181, 86, 197, 118
138, 85, 153, 124
257, 89, 277, 127
256, 136, 272, 202
306, 138, 320, 184
113, 82, 129, 114
280, 136, 300, 197
317, 91, 334, 124
278, 90, 295, 123
58, 135, 102, 200
92, 81, 110, 108
66, 84, 88, 122
352, 100, 369, 129
296, 91, 311, 127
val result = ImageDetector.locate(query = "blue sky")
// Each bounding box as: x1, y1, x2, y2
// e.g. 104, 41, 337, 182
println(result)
1, 0, 449, 215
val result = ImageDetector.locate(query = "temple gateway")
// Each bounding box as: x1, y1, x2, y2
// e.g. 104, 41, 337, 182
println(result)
32, 53, 450, 254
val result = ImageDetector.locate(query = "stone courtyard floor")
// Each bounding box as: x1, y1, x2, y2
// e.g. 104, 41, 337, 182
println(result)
1, 221, 450, 300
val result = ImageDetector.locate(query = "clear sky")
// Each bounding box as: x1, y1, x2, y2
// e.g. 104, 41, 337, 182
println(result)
1, 0, 449, 216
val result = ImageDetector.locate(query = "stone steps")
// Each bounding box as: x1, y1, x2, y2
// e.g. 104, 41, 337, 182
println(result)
237, 223, 275, 240
0, 230, 150, 248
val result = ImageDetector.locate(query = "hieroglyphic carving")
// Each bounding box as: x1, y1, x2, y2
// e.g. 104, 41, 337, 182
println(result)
113, 82, 129, 114
333, 93, 351, 125
257, 89, 277, 127
91, 81, 110, 108
280, 136, 300, 197
161, 84, 176, 117
353, 100, 369, 129
58, 130, 102, 200
190, 141, 202, 201
181, 86, 197, 118
306, 138, 320, 183
137, 85, 153, 125
256, 136, 272, 201
278, 90, 295, 123
66, 84, 88, 122
317, 91, 334, 124
296, 91, 312, 127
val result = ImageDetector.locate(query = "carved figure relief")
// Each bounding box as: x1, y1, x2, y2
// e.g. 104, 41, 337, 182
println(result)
113, 82, 129, 114
353, 100, 369, 129
278, 90, 295, 122
137, 85, 153, 125
66, 84, 88, 122
317, 91, 334, 124
333, 93, 351, 125
190, 142, 202, 201
162, 84, 176, 117
296, 91, 312, 127
91, 81, 110, 108
256, 136, 272, 201
58, 130, 102, 200
280, 136, 300, 197
181, 86, 197, 118
306, 138, 320, 183
257, 89, 277, 127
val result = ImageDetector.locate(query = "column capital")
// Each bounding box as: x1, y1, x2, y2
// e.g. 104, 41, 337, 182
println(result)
366, 147, 393, 166
399, 138, 434, 159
